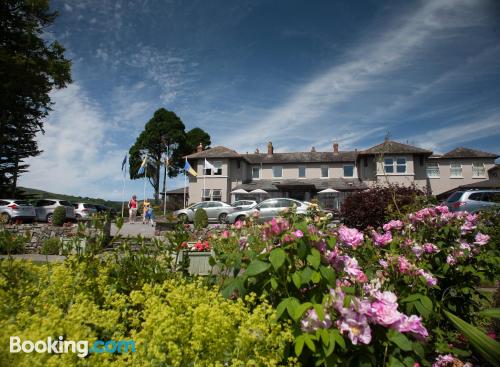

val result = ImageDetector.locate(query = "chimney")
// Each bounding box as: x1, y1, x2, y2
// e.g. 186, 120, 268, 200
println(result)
311, 146, 316, 152
333, 142, 339, 155
267, 141, 273, 155
197, 143, 203, 153
255, 148, 260, 154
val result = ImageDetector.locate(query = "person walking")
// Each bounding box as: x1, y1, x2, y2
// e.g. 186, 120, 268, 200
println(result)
128, 195, 138, 223
142, 200, 150, 224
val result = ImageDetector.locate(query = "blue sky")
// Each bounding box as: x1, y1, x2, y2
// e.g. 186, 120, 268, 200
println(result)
20, 0, 500, 200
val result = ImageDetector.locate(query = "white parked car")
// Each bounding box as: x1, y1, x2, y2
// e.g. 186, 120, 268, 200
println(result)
226, 198, 310, 224
73, 203, 98, 219
0, 199, 36, 224
33, 199, 76, 223
232, 200, 257, 209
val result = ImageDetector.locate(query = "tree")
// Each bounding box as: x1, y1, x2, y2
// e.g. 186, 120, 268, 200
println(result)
129, 108, 210, 201
0, 0, 72, 198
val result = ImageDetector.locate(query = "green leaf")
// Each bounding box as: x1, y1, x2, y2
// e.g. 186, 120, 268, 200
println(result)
276, 298, 290, 319
295, 335, 305, 356
331, 329, 345, 350
288, 302, 313, 322
478, 308, 500, 319
319, 329, 329, 345
412, 342, 425, 359
292, 272, 302, 289
401, 294, 421, 303
269, 248, 286, 270
418, 295, 433, 313
246, 259, 271, 277
301, 267, 313, 284
388, 330, 412, 351
305, 335, 316, 352
311, 271, 321, 284
208, 256, 216, 267
319, 265, 336, 286
307, 248, 321, 269
270, 277, 278, 289
415, 300, 431, 318
313, 303, 325, 321
388, 356, 405, 367
444, 310, 500, 366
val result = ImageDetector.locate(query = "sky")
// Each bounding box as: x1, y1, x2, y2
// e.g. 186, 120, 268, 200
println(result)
19, 0, 500, 200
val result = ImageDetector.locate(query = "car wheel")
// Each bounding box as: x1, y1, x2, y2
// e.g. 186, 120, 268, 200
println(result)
0, 212, 10, 224
46, 214, 53, 224
177, 213, 188, 223
218, 213, 228, 223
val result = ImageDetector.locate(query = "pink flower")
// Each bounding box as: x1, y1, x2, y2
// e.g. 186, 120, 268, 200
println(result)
341, 255, 366, 282
292, 229, 304, 238
379, 259, 389, 268
432, 354, 456, 367
372, 231, 392, 246
234, 220, 243, 229
412, 245, 423, 258
301, 308, 332, 332
435, 205, 449, 214
222, 230, 230, 238
395, 315, 429, 340
338, 310, 372, 345
397, 256, 412, 274
417, 269, 437, 286
370, 291, 402, 326
423, 242, 439, 253
460, 220, 476, 234
474, 232, 490, 246
383, 219, 404, 232
338, 225, 364, 248
446, 254, 457, 265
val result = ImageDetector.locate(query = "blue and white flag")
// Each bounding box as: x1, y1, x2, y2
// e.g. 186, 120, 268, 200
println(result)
121, 153, 128, 171
137, 156, 148, 175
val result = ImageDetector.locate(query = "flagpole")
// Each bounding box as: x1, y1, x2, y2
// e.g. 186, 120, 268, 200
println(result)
203, 159, 206, 202
121, 165, 126, 218
184, 170, 187, 209
143, 158, 147, 207
163, 146, 168, 216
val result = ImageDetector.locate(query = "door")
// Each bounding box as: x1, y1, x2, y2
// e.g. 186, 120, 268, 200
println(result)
205, 202, 222, 221
466, 192, 485, 212
256, 199, 278, 222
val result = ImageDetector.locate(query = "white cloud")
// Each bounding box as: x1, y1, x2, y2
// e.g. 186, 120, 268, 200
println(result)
224, 0, 492, 150
19, 84, 128, 199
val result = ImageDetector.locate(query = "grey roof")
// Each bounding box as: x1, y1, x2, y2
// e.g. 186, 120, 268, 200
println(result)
360, 140, 432, 156
185, 146, 241, 159
459, 179, 500, 189
160, 187, 188, 196
233, 178, 367, 192
441, 147, 499, 159
244, 151, 357, 164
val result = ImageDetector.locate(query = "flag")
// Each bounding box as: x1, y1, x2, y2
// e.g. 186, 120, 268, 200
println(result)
121, 153, 127, 171
204, 159, 216, 171
137, 156, 148, 175
184, 159, 197, 177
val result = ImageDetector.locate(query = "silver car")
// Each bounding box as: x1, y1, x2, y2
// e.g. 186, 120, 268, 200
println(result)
226, 198, 310, 224
33, 198, 76, 223
445, 190, 500, 213
73, 203, 98, 219
0, 199, 36, 224
174, 201, 235, 223
232, 200, 257, 209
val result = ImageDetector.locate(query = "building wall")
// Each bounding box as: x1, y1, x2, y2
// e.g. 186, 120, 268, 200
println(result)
251, 162, 357, 180
426, 158, 496, 195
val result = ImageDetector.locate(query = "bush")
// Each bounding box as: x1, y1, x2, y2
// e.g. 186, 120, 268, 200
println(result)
194, 208, 208, 230
211, 206, 500, 366
0, 260, 293, 366
52, 206, 67, 226
41, 238, 61, 255
0, 230, 26, 255
340, 184, 429, 228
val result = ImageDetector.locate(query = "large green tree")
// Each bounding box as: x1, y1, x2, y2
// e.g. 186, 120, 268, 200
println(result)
0, 0, 72, 198
129, 108, 211, 201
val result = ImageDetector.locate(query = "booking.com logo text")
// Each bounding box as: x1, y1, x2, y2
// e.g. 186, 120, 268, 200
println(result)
10, 336, 136, 358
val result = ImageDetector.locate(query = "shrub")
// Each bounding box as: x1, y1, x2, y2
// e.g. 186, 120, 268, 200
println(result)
211, 206, 500, 366
0, 230, 26, 255
194, 208, 208, 230
340, 184, 428, 228
41, 238, 61, 255
52, 206, 67, 226
0, 260, 293, 366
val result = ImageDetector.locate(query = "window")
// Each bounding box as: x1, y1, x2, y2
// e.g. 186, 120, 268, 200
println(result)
298, 166, 306, 178
203, 167, 211, 175
321, 165, 329, 178
426, 162, 440, 178
450, 163, 462, 178
213, 161, 222, 175
446, 192, 463, 203
384, 158, 394, 173
59, 201, 72, 206
258, 199, 278, 209
472, 162, 485, 177
0, 200, 9, 206
212, 189, 222, 201
468, 193, 483, 201
273, 166, 283, 178
252, 166, 261, 179
396, 158, 406, 173
201, 189, 211, 201
484, 192, 500, 204
207, 201, 222, 207
277, 199, 297, 208
343, 164, 354, 177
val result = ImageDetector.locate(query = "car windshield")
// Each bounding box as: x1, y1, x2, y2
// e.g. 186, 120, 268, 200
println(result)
446, 192, 463, 203
14, 200, 31, 206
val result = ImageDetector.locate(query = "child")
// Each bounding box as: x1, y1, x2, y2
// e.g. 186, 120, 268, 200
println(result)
147, 205, 155, 227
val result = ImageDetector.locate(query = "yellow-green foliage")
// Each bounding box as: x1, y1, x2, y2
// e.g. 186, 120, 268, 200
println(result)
0, 259, 294, 366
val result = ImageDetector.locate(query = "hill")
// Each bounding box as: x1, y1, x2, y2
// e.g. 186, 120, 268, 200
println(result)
18, 187, 123, 211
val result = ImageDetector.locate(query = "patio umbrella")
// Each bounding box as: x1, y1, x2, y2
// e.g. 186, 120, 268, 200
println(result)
249, 188, 268, 203
231, 189, 249, 194
318, 188, 339, 194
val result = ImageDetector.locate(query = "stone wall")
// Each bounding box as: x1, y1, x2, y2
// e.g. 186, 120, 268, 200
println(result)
1, 223, 78, 253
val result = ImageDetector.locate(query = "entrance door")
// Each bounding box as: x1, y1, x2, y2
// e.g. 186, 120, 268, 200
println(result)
288, 191, 306, 201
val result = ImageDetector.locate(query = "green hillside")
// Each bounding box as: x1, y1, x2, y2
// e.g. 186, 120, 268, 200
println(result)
18, 187, 123, 211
